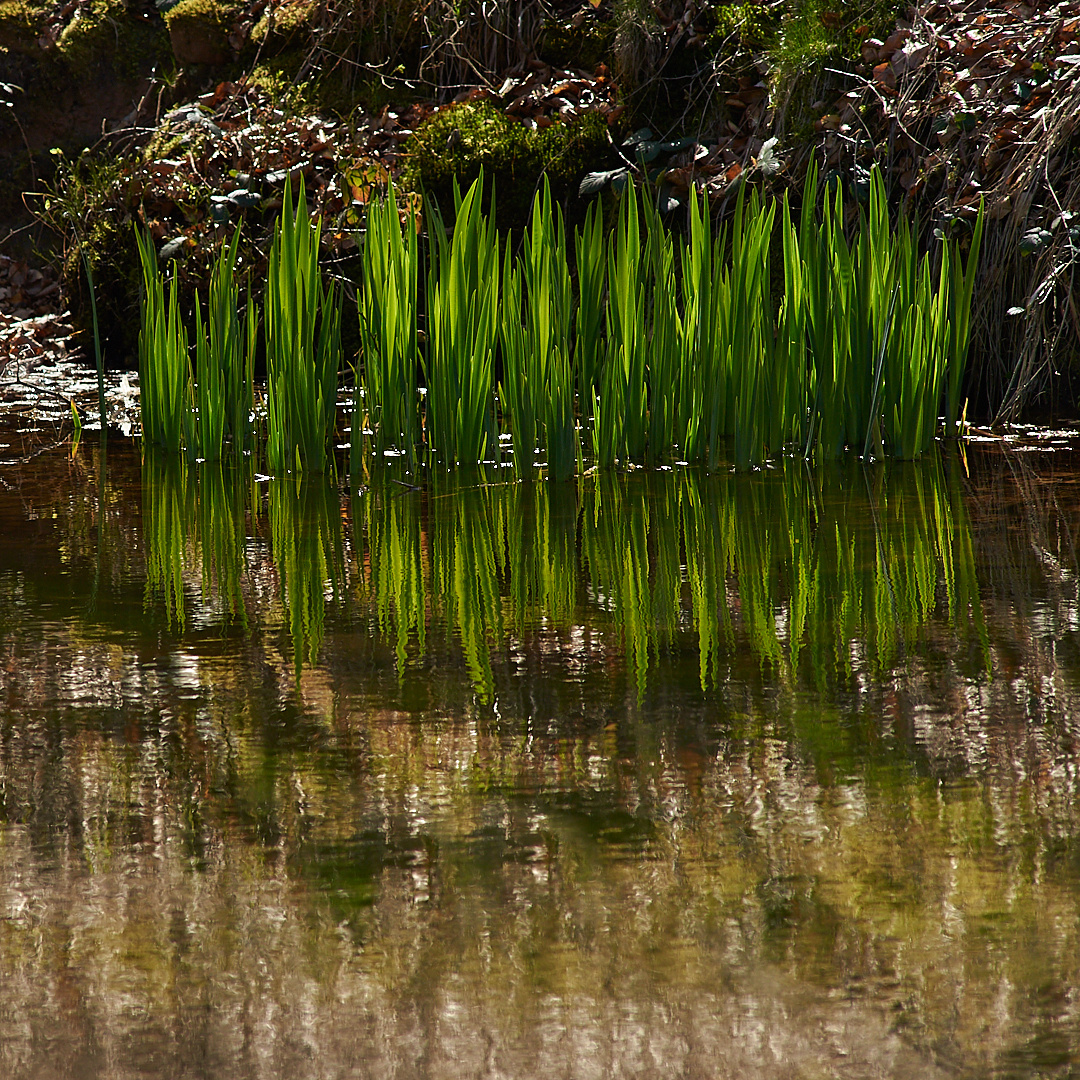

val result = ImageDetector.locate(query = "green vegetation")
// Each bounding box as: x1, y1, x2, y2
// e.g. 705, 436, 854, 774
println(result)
499, 180, 575, 479
136, 224, 255, 459
82, 250, 106, 434
770, 0, 837, 83
265, 177, 341, 474
401, 101, 608, 227
136, 168, 983, 474
136, 229, 190, 454
422, 179, 500, 466
356, 183, 420, 470
55, 0, 171, 82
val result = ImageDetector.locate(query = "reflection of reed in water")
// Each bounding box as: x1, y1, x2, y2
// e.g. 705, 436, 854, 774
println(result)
142, 451, 252, 631
581, 471, 653, 698
354, 475, 579, 698
356, 481, 427, 672
351, 457, 986, 698
196, 460, 251, 625
269, 476, 345, 670
678, 457, 986, 688
141, 450, 985, 694
427, 471, 503, 702
497, 478, 577, 633
143, 453, 193, 629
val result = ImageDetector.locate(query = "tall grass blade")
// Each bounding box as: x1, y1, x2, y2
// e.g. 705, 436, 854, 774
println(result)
265, 177, 341, 474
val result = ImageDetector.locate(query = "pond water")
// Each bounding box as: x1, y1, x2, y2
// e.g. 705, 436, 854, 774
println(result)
3, 430, 1080, 1079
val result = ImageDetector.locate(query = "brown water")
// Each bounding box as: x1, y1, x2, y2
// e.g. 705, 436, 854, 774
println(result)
2, 432, 1080, 1079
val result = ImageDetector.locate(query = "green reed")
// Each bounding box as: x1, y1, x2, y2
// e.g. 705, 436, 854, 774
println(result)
82, 251, 107, 436
357, 184, 420, 470
204, 228, 254, 457
136, 230, 189, 454
793, 164, 985, 463
573, 197, 605, 426
137, 227, 254, 459
424, 178, 500, 465
134, 168, 984, 475
596, 180, 648, 466
266, 177, 341, 474
499, 179, 576, 479
641, 191, 684, 463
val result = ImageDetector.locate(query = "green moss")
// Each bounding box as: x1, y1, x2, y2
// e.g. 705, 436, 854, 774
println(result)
0, 0, 41, 50
706, 2, 776, 51
250, 0, 316, 49
401, 101, 610, 227
56, 2, 128, 78
163, 0, 234, 29
539, 17, 615, 72
55, 0, 170, 82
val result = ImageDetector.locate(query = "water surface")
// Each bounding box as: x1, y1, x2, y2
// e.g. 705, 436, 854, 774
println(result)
2, 437, 1080, 1078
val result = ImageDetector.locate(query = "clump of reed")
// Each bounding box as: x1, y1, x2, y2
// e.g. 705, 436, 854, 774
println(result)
356, 183, 420, 471
136, 227, 256, 460
136, 229, 190, 455
137, 166, 983, 476
265, 177, 342, 474
350, 168, 982, 473
423, 179, 500, 465
499, 179, 576, 478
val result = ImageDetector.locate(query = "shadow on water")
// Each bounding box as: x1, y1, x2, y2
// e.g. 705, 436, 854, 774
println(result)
6, 437, 1080, 1079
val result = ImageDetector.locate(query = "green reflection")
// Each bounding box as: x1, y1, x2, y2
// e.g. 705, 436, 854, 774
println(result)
355, 480, 427, 673
269, 475, 346, 670
142, 453, 192, 629
139, 451, 985, 696
428, 470, 503, 702
142, 451, 252, 631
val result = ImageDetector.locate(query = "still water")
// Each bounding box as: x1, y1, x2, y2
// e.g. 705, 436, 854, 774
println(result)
2, 434, 1080, 1078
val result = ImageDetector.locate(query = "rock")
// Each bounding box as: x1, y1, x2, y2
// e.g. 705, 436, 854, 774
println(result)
165, 0, 231, 65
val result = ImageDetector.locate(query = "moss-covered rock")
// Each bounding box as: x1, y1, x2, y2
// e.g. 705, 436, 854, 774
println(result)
401, 100, 610, 227
0, 0, 41, 51
164, 0, 240, 65
56, 0, 170, 82
250, 0, 316, 50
